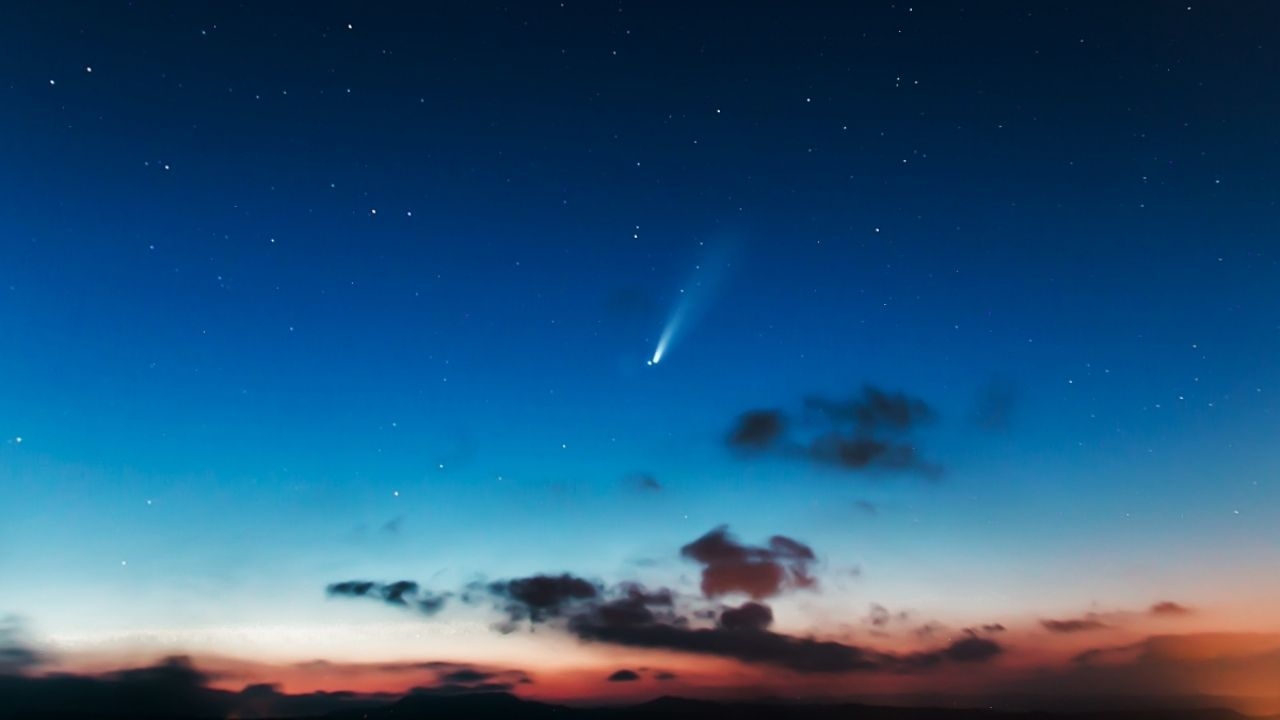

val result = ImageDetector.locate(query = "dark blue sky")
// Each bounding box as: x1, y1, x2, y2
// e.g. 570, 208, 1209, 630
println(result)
1, 1, 1279, 706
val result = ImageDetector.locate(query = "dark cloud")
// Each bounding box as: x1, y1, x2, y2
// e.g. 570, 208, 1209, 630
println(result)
571, 605, 1003, 675
403, 683, 527, 698
809, 435, 933, 474
680, 525, 816, 599
0, 643, 40, 675
979, 623, 1007, 633
914, 622, 944, 641
590, 584, 680, 629
727, 410, 785, 450
942, 636, 1004, 663
440, 668, 491, 684
381, 580, 419, 606
572, 612, 887, 673
560, 574, 1002, 677
326, 580, 449, 615
1041, 616, 1109, 633
487, 573, 601, 623
866, 604, 892, 628
0, 617, 42, 674
727, 386, 940, 476
803, 387, 935, 434
894, 635, 1004, 670
718, 602, 774, 632
654, 670, 678, 680
327, 573, 1006, 678
376, 661, 533, 688
606, 669, 641, 682
418, 594, 449, 615
327, 580, 376, 597
1149, 601, 1193, 616
853, 500, 878, 516
319, 529, 1006, 678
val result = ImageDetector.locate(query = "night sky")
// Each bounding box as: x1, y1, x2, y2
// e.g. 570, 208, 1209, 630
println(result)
3, 1, 1280, 715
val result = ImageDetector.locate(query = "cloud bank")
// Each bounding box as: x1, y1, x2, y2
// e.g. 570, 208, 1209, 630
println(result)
727, 386, 940, 476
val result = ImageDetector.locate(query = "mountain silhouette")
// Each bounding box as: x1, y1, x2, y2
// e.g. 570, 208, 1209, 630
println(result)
318, 692, 1277, 720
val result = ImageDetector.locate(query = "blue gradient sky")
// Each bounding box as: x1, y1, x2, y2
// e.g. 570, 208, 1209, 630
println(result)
1, 0, 1279, 703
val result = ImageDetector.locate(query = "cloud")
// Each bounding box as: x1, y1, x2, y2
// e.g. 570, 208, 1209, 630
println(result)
914, 622, 945, 641
320, 528, 1005, 678
803, 387, 935, 434
727, 386, 940, 476
853, 500, 878, 516
381, 580, 419, 606
368, 660, 533, 689
940, 636, 1004, 663
727, 410, 785, 450
571, 610, 884, 673
0, 643, 40, 675
606, 669, 641, 682
570, 600, 1003, 675
1149, 601, 1193, 616
680, 526, 816, 599
654, 670, 678, 680
327, 580, 376, 597
0, 617, 42, 674
1041, 616, 1110, 634
810, 435, 929, 472
431, 666, 532, 691
718, 602, 774, 631
1039, 603, 1189, 635
590, 584, 680, 629
326, 580, 449, 615
486, 573, 601, 624
866, 604, 892, 628
439, 668, 490, 683
418, 594, 449, 615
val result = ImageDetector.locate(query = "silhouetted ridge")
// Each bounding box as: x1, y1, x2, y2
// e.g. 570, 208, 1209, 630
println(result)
629, 696, 724, 713
350, 693, 1270, 720
3, 683, 1274, 720
374, 691, 561, 719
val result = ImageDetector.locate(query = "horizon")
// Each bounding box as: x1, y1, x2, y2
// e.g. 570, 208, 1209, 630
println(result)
2, 2, 1280, 718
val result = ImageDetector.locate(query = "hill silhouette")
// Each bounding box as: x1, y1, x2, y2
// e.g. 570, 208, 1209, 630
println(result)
320, 692, 1276, 720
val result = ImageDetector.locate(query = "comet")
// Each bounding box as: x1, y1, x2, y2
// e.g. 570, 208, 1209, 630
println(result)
649, 301, 688, 365
647, 240, 733, 367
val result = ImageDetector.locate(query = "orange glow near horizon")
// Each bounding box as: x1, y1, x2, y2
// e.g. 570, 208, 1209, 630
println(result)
35, 621, 1280, 714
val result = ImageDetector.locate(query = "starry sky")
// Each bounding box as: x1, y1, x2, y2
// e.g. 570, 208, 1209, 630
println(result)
2, 1, 1280, 714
